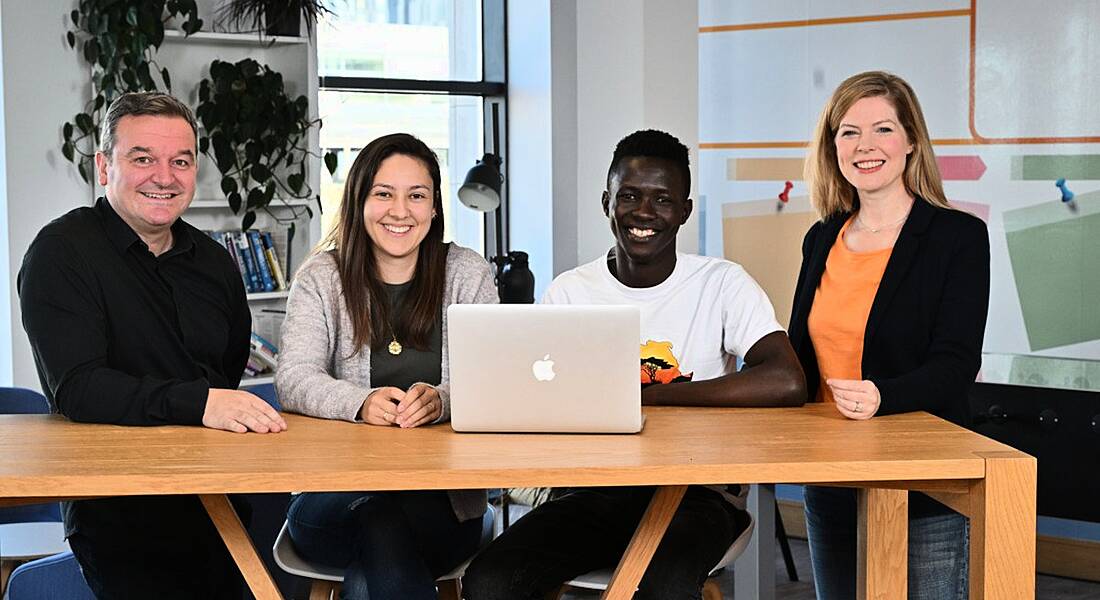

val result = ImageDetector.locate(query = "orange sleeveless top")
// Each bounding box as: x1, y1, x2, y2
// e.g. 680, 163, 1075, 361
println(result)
807, 217, 893, 403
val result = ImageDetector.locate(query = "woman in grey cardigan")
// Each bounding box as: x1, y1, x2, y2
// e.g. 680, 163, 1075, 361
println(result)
276, 133, 498, 600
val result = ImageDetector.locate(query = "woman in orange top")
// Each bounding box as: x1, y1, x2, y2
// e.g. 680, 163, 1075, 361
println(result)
788, 71, 990, 599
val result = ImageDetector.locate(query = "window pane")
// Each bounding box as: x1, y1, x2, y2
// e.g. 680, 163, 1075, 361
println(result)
318, 91, 485, 252
319, 0, 482, 82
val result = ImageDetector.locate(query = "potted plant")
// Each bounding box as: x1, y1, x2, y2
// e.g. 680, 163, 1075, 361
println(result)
61, 0, 203, 183
217, 0, 334, 37
195, 58, 337, 230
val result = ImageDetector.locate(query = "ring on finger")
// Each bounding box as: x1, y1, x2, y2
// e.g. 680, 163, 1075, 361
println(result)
855, 401, 863, 413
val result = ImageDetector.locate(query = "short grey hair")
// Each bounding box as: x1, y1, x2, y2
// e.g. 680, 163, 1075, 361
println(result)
99, 92, 199, 159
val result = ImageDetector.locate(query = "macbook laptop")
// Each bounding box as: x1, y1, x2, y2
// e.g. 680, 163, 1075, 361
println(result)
447, 304, 643, 433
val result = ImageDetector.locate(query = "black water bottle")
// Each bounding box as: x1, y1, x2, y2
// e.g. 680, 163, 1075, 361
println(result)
497, 251, 535, 304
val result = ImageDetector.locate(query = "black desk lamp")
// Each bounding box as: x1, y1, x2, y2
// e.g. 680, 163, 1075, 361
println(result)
458, 103, 534, 303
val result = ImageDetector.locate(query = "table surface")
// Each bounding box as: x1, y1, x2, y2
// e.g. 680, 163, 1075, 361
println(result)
0, 404, 1013, 498
0, 404, 1035, 600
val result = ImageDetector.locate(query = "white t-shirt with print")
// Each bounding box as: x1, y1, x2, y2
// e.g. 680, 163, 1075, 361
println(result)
542, 250, 784, 508
543, 251, 783, 382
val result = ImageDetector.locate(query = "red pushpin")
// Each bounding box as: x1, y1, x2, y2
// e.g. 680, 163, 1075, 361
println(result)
777, 180, 793, 212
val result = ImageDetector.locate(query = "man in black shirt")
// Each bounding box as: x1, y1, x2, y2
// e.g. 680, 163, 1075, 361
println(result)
18, 92, 286, 598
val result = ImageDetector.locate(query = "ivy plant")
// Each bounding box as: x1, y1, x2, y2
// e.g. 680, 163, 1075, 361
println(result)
62, 0, 203, 184
196, 58, 337, 230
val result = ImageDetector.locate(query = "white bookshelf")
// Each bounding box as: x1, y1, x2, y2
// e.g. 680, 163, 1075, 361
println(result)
162, 0, 321, 277
188, 198, 315, 210
163, 29, 308, 46
158, 1, 321, 392
247, 291, 291, 302
239, 375, 275, 387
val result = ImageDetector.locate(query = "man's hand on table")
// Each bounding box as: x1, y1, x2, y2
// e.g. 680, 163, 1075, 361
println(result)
203, 389, 288, 433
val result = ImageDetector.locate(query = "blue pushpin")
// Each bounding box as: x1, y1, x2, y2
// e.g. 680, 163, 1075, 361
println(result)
1056, 178, 1077, 212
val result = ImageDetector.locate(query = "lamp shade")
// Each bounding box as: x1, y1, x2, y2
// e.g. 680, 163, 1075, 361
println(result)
457, 153, 502, 212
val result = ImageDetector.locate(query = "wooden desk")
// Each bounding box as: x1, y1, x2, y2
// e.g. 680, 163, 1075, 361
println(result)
0, 405, 1035, 599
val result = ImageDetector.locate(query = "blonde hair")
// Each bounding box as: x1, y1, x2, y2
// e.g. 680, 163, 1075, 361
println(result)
804, 71, 950, 219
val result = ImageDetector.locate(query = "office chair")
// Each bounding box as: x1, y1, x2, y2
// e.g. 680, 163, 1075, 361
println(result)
273, 504, 497, 600
245, 382, 282, 411
0, 389, 68, 595
2, 551, 94, 600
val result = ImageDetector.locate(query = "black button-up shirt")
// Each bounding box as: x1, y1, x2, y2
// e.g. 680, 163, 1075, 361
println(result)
18, 197, 250, 426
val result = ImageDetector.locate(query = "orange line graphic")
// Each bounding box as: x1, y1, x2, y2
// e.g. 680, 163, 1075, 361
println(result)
700, 1, 1100, 149
966, 0, 1100, 144
699, 9, 971, 33
700, 138, 977, 150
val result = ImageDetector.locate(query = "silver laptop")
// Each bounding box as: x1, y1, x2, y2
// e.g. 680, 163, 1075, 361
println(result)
448, 304, 643, 433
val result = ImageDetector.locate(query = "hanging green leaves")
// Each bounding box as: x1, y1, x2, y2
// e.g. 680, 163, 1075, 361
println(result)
61, 0, 203, 184
196, 58, 337, 229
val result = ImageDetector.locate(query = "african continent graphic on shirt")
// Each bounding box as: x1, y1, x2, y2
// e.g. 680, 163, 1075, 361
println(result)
640, 340, 694, 386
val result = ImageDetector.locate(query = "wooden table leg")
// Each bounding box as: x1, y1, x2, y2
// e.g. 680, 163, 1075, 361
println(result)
601, 485, 688, 600
969, 452, 1037, 600
199, 494, 283, 600
857, 487, 908, 600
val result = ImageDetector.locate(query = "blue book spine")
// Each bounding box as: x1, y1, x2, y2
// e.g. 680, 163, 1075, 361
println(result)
235, 232, 261, 293
222, 232, 250, 291
248, 230, 276, 292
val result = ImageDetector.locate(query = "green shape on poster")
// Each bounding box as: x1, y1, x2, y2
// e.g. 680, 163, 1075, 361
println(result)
1011, 154, 1100, 181
1004, 190, 1100, 350
1005, 354, 1100, 392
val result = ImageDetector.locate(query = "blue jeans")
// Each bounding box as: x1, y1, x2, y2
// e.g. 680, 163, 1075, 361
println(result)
463, 486, 748, 600
804, 486, 969, 600
287, 490, 483, 600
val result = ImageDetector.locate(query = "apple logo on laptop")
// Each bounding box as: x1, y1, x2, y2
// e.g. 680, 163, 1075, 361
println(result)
532, 354, 556, 381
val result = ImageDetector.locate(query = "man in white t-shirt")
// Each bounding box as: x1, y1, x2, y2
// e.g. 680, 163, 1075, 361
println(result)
464, 129, 807, 599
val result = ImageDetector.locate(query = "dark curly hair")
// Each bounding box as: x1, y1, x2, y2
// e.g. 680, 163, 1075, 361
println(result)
607, 129, 690, 196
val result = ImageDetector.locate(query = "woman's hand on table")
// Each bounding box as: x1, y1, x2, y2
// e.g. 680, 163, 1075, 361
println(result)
361, 387, 404, 426
360, 385, 441, 427
826, 378, 881, 420
395, 384, 441, 428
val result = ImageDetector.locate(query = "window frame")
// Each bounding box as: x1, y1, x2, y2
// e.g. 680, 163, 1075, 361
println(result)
317, 0, 508, 258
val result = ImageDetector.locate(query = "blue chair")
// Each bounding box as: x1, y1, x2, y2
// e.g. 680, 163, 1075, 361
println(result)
3, 551, 94, 600
0, 389, 68, 594
0, 388, 50, 415
245, 382, 282, 411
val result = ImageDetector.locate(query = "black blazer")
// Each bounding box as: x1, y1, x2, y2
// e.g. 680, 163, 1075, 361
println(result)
788, 199, 990, 427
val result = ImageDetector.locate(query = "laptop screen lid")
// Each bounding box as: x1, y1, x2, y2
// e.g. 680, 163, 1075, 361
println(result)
448, 304, 642, 433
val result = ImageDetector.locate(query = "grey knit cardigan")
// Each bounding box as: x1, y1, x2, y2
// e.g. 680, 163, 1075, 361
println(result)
275, 243, 498, 521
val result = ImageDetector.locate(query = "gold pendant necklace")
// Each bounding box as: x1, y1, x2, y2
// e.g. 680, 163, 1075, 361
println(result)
388, 337, 403, 355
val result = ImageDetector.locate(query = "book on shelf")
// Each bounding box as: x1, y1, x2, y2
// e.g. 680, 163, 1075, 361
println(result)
247, 331, 279, 376
251, 331, 279, 356
261, 231, 288, 290
244, 356, 271, 377
204, 228, 292, 294
208, 231, 248, 291
247, 230, 276, 292
252, 309, 285, 350
268, 226, 294, 284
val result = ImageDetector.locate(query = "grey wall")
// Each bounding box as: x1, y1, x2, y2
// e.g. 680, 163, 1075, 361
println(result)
2, 0, 90, 389
507, 0, 700, 295
573, 0, 699, 266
